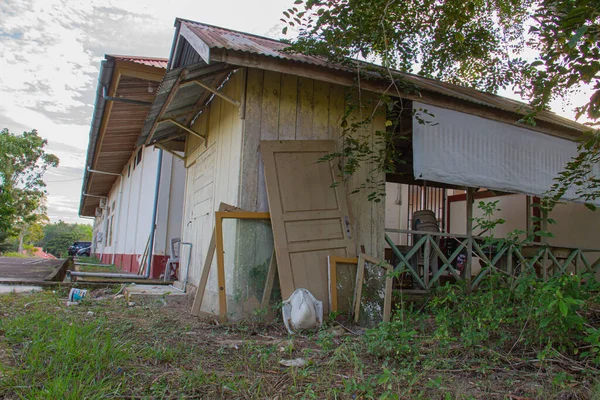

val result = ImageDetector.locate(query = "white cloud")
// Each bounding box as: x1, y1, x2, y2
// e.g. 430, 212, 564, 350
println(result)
0, 0, 297, 225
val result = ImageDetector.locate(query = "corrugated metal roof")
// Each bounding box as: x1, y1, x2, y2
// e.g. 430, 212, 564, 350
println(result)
107, 54, 168, 69
179, 19, 586, 133
183, 20, 333, 68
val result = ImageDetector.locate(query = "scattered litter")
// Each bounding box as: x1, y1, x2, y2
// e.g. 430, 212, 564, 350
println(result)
279, 358, 307, 367
278, 339, 295, 353
87, 311, 95, 316
68, 288, 87, 302
282, 288, 323, 335
66, 301, 79, 306
127, 301, 136, 307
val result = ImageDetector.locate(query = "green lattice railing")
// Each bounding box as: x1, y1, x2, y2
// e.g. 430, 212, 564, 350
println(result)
385, 229, 600, 291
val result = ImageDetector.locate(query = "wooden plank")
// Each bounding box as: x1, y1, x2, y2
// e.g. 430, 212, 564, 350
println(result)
370, 107, 386, 257
218, 76, 235, 205
328, 83, 345, 140
278, 74, 298, 140
144, 69, 185, 145
296, 77, 314, 138
115, 62, 165, 82
165, 119, 205, 141
353, 253, 393, 323
312, 81, 330, 139
261, 70, 281, 140
215, 210, 271, 321
215, 212, 227, 321
261, 140, 355, 315
189, 79, 241, 107
190, 228, 215, 316
466, 188, 474, 291
179, 22, 211, 64
239, 68, 264, 211
261, 249, 278, 308
190, 202, 244, 317
216, 211, 270, 220
328, 256, 359, 313
353, 254, 366, 321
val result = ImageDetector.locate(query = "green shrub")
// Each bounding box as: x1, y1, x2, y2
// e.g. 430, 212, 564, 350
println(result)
363, 272, 600, 368
2, 251, 27, 258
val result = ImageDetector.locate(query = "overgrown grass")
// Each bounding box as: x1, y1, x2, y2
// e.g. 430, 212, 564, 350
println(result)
74, 255, 103, 264
362, 272, 600, 397
1, 274, 599, 399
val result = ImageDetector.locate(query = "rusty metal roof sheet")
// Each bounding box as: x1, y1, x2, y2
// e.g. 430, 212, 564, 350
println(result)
107, 54, 168, 69
182, 20, 333, 68
178, 19, 586, 133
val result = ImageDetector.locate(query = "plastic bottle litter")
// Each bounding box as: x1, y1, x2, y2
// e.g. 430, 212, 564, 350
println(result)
68, 288, 87, 302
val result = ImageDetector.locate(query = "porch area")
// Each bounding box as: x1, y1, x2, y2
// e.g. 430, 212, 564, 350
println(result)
385, 227, 600, 293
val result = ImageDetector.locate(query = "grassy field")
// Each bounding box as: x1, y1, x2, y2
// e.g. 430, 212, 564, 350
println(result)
0, 281, 599, 399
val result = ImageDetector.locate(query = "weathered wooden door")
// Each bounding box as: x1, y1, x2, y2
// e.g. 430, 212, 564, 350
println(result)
260, 140, 355, 313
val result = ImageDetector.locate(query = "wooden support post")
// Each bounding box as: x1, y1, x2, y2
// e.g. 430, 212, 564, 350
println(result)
261, 250, 277, 309
507, 245, 513, 276
466, 188, 474, 293
542, 210, 549, 281
424, 236, 431, 289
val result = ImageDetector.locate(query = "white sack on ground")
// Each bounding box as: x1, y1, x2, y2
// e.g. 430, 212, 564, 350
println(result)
282, 288, 323, 334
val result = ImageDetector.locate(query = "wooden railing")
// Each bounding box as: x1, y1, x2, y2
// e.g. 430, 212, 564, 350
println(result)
385, 229, 600, 292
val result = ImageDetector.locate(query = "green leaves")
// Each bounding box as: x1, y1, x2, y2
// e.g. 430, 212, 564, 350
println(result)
0, 128, 58, 236
567, 25, 588, 49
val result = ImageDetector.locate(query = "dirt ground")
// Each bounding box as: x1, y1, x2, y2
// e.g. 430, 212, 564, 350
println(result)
0, 287, 598, 399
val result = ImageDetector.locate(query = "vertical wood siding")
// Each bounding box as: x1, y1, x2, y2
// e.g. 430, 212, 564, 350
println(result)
181, 70, 245, 285
240, 68, 386, 258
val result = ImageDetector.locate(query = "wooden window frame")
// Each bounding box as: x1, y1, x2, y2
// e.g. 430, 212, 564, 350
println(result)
354, 253, 394, 323
327, 256, 359, 314
214, 211, 271, 322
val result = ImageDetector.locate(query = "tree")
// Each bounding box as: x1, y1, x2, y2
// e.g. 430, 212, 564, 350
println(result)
0, 128, 59, 235
38, 221, 92, 258
282, 0, 600, 204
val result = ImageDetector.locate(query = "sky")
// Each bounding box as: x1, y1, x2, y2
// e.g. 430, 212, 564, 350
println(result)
0, 0, 592, 225
0, 0, 294, 225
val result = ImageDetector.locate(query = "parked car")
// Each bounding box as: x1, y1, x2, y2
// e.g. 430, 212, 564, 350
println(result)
75, 246, 91, 257
68, 241, 92, 256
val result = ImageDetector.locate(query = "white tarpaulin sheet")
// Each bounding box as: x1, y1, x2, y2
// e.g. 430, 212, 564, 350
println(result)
412, 102, 583, 201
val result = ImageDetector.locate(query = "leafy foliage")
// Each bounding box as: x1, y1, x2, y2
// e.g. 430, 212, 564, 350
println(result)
38, 221, 92, 258
283, 0, 532, 93
365, 273, 600, 365
0, 128, 58, 236
282, 0, 600, 204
